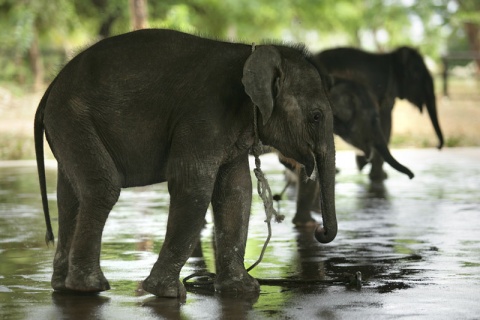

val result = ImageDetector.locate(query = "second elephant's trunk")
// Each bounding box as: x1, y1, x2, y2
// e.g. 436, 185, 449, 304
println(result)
371, 115, 414, 179
374, 142, 414, 179
424, 79, 444, 149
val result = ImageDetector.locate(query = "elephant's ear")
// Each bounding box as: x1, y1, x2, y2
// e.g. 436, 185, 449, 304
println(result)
242, 45, 282, 125
331, 94, 353, 122
330, 82, 353, 122
393, 46, 415, 99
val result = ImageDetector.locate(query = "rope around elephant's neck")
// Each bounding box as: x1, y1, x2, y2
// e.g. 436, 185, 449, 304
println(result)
251, 103, 285, 226
247, 42, 285, 272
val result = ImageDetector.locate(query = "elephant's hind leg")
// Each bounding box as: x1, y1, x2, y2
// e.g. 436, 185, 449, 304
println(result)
51, 168, 79, 291
53, 134, 121, 292
65, 166, 121, 292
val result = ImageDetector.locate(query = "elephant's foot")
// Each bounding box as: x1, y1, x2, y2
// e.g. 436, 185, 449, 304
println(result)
64, 266, 110, 293
214, 271, 259, 294
51, 265, 69, 291
369, 169, 388, 182
51, 252, 70, 291
292, 213, 316, 228
142, 275, 186, 298
51, 273, 69, 291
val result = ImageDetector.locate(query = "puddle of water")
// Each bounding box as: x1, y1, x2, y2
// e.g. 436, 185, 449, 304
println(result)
0, 148, 479, 319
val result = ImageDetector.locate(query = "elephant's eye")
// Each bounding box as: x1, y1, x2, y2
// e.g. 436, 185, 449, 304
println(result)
313, 112, 322, 122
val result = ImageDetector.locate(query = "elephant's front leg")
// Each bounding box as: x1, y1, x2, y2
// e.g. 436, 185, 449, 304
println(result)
211, 155, 259, 293
142, 168, 215, 298
369, 151, 387, 182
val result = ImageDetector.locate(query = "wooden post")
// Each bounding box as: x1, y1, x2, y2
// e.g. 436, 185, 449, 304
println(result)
130, 0, 148, 30
29, 31, 44, 92
442, 56, 449, 97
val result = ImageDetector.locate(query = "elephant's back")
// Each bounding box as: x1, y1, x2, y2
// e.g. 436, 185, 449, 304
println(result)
45, 29, 249, 120
66, 29, 249, 79
315, 47, 393, 99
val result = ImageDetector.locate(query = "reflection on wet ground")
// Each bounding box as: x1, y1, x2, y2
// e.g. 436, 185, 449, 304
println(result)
0, 148, 479, 319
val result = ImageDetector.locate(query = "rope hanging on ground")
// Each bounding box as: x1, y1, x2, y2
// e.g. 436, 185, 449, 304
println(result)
247, 109, 285, 272
246, 42, 285, 272
183, 271, 363, 290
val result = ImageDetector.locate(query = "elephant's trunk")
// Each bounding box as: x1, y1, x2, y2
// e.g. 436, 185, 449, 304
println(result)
424, 79, 444, 149
314, 126, 337, 244
371, 114, 414, 179
374, 142, 414, 179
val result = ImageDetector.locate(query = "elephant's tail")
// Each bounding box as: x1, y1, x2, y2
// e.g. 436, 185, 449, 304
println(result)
34, 82, 55, 246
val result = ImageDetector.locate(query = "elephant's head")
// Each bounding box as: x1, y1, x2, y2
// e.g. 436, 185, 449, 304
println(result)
330, 78, 414, 179
393, 46, 444, 149
242, 45, 337, 244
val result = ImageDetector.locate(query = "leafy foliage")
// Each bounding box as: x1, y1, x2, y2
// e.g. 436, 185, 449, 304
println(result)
0, 0, 478, 87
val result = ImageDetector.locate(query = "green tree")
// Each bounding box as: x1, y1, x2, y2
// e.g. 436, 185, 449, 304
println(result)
0, 0, 77, 89
455, 0, 480, 72
1, 0, 477, 88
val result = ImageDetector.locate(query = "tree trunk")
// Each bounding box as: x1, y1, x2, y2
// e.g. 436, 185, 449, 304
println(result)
464, 22, 480, 75
130, 0, 148, 30
29, 31, 44, 91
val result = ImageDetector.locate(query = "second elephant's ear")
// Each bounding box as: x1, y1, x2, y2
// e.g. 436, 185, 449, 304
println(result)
330, 83, 353, 122
242, 46, 282, 125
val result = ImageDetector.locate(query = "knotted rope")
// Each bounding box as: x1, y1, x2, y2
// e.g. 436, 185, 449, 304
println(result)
247, 42, 285, 272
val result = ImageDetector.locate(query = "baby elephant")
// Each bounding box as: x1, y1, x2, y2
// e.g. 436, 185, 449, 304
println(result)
35, 29, 337, 298
280, 77, 414, 227
330, 77, 414, 180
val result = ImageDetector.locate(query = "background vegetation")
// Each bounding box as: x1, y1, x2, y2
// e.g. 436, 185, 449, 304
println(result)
0, 0, 479, 159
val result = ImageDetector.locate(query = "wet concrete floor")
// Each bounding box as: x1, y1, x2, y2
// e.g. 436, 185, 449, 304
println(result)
0, 148, 479, 319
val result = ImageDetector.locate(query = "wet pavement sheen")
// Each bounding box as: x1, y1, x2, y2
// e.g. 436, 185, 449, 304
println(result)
0, 148, 479, 319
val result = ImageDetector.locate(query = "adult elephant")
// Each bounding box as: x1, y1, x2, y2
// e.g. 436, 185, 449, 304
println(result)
280, 77, 414, 226
34, 29, 337, 298
315, 46, 443, 181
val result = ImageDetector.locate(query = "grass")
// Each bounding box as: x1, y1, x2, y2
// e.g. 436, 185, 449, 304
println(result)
1, 77, 479, 160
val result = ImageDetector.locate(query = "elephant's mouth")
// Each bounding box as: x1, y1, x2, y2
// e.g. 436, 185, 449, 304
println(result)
365, 145, 374, 161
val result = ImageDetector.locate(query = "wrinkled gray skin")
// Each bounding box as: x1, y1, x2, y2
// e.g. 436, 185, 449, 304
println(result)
315, 46, 443, 181
281, 77, 414, 226
34, 29, 337, 298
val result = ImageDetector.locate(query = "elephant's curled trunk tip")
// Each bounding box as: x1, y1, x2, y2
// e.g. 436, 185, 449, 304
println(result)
437, 140, 444, 150
314, 225, 337, 244
407, 170, 415, 180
